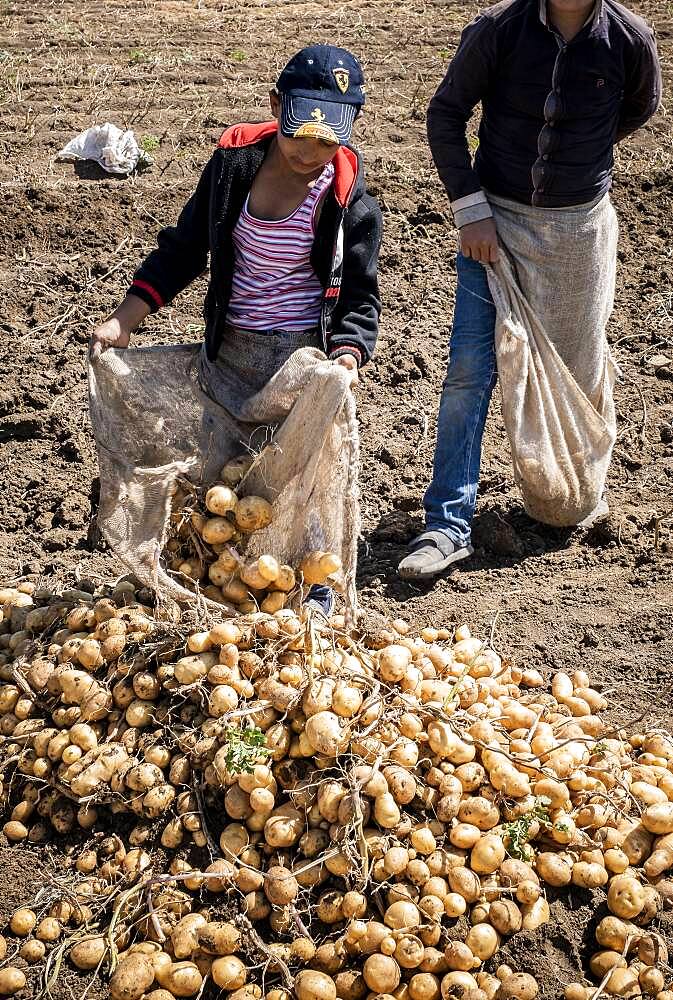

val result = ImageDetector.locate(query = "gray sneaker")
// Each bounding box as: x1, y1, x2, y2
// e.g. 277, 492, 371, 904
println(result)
398, 530, 474, 581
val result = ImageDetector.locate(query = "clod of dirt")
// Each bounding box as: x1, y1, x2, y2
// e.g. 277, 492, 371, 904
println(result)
54, 493, 90, 529
371, 511, 424, 543
377, 443, 407, 469
584, 513, 631, 547
473, 509, 526, 557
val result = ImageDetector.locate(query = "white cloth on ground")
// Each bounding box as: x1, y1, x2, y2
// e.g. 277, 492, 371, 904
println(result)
57, 123, 141, 175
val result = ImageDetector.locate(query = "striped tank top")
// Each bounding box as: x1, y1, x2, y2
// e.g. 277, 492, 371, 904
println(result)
226, 162, 334, 331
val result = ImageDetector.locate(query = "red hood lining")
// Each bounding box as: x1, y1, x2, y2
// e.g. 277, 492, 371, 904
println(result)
218, 121, 357, 208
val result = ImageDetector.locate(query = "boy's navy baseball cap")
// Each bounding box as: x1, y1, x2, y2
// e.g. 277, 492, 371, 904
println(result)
276, 45, 365, 146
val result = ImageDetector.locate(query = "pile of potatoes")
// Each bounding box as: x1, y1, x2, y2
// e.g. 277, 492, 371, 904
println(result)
164, 457, 342, 612
0, 578, 672, 1000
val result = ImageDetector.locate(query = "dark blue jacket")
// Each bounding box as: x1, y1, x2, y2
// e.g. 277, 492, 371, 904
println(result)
428, 0, 662, 212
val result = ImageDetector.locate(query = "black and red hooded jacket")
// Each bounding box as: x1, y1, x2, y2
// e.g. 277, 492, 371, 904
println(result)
129, 122, 383, 366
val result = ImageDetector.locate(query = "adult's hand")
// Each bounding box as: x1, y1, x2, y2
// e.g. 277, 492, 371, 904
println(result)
460, 217, 499, 264
333, 353, 359, 385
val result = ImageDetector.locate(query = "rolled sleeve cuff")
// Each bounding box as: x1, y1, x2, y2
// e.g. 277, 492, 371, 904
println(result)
450, 190, 494, 229
129, 280, 164, 313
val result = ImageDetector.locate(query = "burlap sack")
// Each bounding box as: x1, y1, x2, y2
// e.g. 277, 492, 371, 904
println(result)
88, 342, 360, 612
486, 193, 619, 526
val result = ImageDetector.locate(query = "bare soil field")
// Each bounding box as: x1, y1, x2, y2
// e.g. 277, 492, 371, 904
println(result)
0, 1, 672, 994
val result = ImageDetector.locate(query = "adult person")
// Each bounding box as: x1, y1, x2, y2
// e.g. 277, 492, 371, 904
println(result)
399, 0, 661, 581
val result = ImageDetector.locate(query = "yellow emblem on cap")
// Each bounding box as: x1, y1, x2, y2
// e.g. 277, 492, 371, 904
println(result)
294, 121, 339, 144
333, 68, 350, 94
311, 108, 326, 123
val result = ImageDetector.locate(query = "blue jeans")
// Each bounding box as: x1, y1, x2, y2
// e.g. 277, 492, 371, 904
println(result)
424, 253, 497, 547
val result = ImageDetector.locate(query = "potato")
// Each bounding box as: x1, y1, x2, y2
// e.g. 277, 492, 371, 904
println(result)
211, 955, 247, 990
363, 955, 401, 994
20, 939, 46, 963
375, 792, 402, 829
448, 867, 481, 904
126, 762, 164, 792
166, 962, 203, 997
471, 834, 505, 874
622, 824, 653, 865
638, 931, 668, 966
143, 783, 176, 818
171, 914, 207, 960
10, 907, 36, 936
262, 568, 293, 599
70, 936, 109, 970
36, 917, 61, 942
202, 517, 236, 545
304, 711, 346, 756
639, 967, 664, 995
608, 875, 646, 919
443, 893, 467, 919
564, 986, 590, 1000
642, 802, 673, 835
299, 551, 342, 585
264, 804, 303, 847
385, 900, 421, 931
209, 684, 239, 717
205, 485, 238, 516
260, 590, 285, 613
199, 921, 240, 956
489, 900, 522, 936
0, 969, 26, 996
450, 823, 482, 850
385, 766, 417, 805
604, 967, 639, 996
444, 942, 474, 972
572, 861, 608, 889
498, 973, 538, 999
264, 866, 299, 905
440, 971, 478, 998
634, 884, 661, 926
393, 934, 425, 969
295, 971, 338, 1000
109, 953, 156, 1000
332, 681, 363, 719
235, 496, 273, 532
458, 796, 499, 831
466, 923, 499, 961
533, 850, 570, 886
605, 848, 630, 875
220, 455, 253, 486
590, 951, 626, 978
521, 896, 550, 931
595, 916, 630, 951
174, 652, 216, 685
3, 821, 28, 842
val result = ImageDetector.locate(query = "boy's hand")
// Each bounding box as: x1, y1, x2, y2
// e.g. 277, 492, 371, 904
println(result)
460, 218, 499, 264
89, 294, 152, 360
90, 319, 131, 360
333, 353, 359, 384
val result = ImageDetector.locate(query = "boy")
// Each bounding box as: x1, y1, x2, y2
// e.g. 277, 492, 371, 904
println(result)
91, 45, 383, 612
